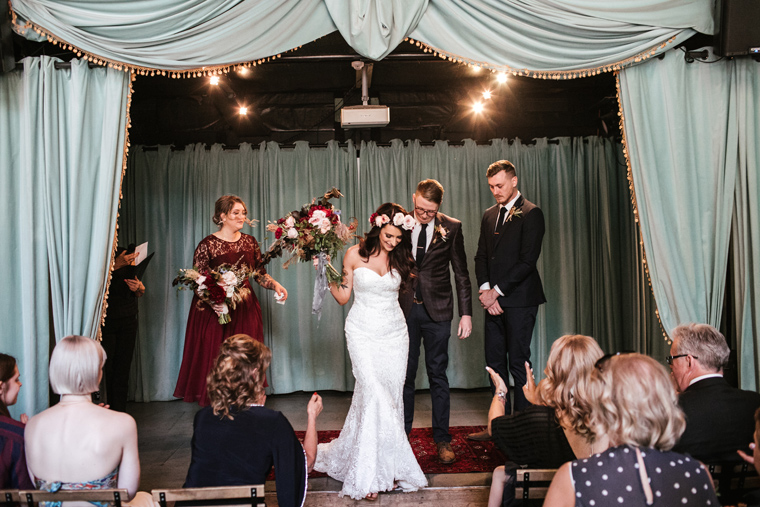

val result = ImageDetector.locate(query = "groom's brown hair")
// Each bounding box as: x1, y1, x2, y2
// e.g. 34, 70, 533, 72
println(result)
487, 160, 517, 179
415, 179, 444, 205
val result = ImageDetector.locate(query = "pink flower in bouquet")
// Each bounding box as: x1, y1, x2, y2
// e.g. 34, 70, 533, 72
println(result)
196, 275, 208, 290
285, 216, 296, 229
319, 217, 332, 234
287, 227, 298, 239
309, 209, 327, 226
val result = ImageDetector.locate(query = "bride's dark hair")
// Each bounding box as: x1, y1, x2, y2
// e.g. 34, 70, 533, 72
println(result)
358, 202, 416, 292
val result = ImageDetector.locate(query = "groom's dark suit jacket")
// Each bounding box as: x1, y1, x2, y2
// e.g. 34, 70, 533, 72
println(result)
673, 376, 760, 463
475, 195, 546, 307
399, 213, 472, 322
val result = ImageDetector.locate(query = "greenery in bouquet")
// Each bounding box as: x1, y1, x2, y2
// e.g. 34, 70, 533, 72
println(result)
263, 188, 357, 285
172, 262, 251, 324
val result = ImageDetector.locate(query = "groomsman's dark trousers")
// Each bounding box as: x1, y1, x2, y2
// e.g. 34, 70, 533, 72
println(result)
484, 305, 538, 414
404, 302, 452, 443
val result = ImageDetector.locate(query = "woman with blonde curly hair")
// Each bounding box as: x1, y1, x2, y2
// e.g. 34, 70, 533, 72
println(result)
184, 334, 322, 507
544, 353, 718, 506
486, 335, 607, 507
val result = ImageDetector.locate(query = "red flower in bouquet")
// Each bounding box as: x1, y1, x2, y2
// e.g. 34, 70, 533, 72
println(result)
172, 262, 252, 325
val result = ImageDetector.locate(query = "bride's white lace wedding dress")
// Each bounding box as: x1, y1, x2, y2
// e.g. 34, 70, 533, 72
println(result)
313, 267, 427, 499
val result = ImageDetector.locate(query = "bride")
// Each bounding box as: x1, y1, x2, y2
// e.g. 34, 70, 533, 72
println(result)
313, 203, 428, 500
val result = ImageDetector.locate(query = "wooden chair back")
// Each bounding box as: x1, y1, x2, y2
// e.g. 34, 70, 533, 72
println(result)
515, 468, 557, 504
0, 490, 20, 507
17, 489, 129, 507
706, 462, 760, 505
151, 485, 265, 507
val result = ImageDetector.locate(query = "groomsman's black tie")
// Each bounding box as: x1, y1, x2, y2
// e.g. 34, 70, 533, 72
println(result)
415, 223, 428, 302
495, 206, 507, 233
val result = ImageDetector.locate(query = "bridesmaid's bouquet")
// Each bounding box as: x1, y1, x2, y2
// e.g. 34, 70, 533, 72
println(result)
263, 188, 357, 317
172, 263, 251, 324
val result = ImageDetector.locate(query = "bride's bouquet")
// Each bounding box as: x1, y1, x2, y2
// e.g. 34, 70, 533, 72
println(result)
263, 188, 357, 317
172, 262, 251, 324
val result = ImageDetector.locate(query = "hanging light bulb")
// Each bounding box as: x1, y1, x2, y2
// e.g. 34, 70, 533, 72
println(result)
472, 102, 484, 114
482, 90, 492, 100
210, 76, 220, 85
496, 72, 507, 84
239, 106, 248, 115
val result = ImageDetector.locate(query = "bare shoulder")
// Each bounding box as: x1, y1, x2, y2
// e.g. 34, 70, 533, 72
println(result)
343, 245, 361, 267
543, 461, 575, 507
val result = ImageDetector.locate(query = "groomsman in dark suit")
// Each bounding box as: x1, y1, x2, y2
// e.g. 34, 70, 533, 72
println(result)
400, 179, 473, 464
471, 160, 545, 440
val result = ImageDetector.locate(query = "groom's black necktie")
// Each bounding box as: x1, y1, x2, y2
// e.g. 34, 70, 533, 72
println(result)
414, 223, 428, 301
495, 206, 507, 233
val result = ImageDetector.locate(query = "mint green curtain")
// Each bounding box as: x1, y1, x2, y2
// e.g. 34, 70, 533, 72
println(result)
11, 0, 713, 71
0, 56, 130, 416
618, 48, 737, 341
731, 60, 760, 390
122, 137, 657, 399
120, 142, 358, 401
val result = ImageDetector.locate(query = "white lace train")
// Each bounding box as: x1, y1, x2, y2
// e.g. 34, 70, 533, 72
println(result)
313, 268, 427, 499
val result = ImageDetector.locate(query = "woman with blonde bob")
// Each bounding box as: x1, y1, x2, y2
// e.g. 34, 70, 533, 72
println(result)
487, 335, 607, 507
25, 335, 151, 506
184, 334, 322, 507
544, 353, 718, 506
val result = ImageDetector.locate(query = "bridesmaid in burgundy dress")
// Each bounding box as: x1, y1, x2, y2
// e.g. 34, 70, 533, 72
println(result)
174, 195, 288, 406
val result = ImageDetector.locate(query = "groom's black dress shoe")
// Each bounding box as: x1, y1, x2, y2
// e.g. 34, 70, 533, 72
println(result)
467, 429, 493, 441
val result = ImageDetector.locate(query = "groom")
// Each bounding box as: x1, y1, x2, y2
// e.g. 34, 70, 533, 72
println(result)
400, 179, 473, 465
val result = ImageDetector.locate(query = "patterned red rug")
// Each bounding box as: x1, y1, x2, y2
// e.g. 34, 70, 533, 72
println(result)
269, 426, 504, 479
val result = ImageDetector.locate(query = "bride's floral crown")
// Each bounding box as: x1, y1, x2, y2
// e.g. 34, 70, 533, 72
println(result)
369, 212, 418, 231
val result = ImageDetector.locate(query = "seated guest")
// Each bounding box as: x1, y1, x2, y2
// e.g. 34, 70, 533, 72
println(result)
544, 353, 718, 506
486, 335, 608, 507
669, 323, 760, 463
738, 408, 760, 507
25, 336, 151, 506
0, 353, 33, 488
184, 334, 322, 507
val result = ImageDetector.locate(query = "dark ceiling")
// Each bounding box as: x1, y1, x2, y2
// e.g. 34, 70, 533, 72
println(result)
14, 31, 621, 147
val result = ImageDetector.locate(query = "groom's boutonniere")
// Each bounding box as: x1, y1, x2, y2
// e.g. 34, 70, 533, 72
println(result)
432, 224, 449, 244
506, 206, 523, 223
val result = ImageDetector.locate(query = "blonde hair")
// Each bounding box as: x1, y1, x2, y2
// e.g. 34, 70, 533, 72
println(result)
536, 335, 603, 437
589, 353, 685, 450
49, 335, 106, 395
207, 334, 271, 420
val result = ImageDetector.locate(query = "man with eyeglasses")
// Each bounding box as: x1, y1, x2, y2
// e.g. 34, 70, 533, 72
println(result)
669, 323, 760, 463
470, 160, 546, 441
400, 179, 472, 465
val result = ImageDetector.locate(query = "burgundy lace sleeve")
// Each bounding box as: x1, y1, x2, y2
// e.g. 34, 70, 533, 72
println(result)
193, 237, 211, 270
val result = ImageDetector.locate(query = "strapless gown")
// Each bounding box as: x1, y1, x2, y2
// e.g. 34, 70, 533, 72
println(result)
313, 267, 427, 499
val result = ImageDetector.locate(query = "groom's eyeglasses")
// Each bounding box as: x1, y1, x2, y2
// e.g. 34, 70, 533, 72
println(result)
414, 207, 438, 217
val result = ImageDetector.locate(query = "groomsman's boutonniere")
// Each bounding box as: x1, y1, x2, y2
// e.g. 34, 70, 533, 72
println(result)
432, 224, 449, 244
506, 207, 523, 223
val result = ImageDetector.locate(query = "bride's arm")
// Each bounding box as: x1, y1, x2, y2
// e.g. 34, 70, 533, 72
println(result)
327, 246, 357, 306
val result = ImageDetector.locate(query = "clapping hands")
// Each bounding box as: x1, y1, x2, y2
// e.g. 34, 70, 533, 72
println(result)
307, 392, 323, 421
485, 366, 508, 395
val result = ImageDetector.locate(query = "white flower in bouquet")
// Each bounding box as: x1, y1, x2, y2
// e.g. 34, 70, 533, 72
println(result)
287, 227, 298, 239
285, 216, 296, 228
196, 275, 207, 290
221, 271, 238, 287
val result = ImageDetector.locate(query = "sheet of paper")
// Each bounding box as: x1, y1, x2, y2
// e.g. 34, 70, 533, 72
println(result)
135, 242, 149, 265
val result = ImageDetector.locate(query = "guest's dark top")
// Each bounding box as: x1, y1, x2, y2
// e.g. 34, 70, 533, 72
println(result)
105, 264, 139, 321
0, 414, 34, 488
571, 445, 718, 506
491, 405, 576, 467
674, 376, 760, 463
185, 405, 306, 507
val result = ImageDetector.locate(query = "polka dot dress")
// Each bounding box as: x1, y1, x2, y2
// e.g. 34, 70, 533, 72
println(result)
571, 445, 718, 506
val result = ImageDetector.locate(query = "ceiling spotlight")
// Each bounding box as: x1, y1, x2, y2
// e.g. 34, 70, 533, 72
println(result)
482, 90, 492, 100
496, 72, 507, 84
239, 106, 248, 115
472, 102, 484, 114
210, 76, 220, 85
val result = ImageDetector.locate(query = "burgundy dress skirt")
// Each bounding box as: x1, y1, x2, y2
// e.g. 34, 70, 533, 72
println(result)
174, 233, 266, 406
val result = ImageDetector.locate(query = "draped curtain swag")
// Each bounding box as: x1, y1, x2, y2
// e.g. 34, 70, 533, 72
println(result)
0, 57, 130, 417
11, 0, 713, 77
